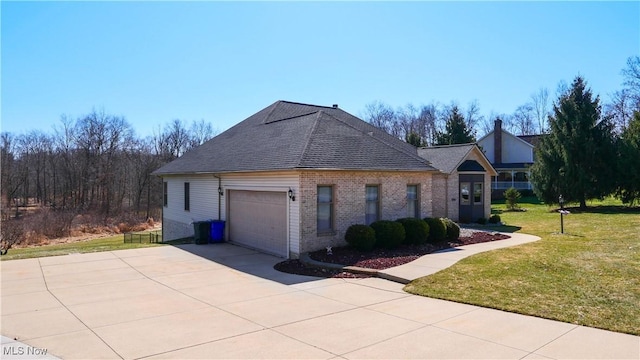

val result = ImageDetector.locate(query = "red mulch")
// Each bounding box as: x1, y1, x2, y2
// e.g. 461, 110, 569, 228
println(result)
274, 231, 510, 278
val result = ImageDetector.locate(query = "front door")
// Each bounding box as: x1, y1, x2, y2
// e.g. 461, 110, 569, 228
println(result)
459, 174, 484, 223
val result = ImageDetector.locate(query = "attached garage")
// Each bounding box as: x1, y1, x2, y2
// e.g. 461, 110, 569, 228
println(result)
227, 190, 288, 257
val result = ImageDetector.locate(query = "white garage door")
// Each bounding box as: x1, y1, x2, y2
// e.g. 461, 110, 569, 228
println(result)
228, 190, 288, 257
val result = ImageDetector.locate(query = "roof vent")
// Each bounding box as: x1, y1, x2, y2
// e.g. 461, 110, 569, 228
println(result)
332, 104, 338, 108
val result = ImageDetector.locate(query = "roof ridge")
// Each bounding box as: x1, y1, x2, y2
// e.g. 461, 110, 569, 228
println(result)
262, 101, 282, 124
420, 143, 476, 149
264, 111, 319, 124
320, 110, 433, 168
278, 100, 336, 109
451, 145, 474, 171
296, 111, 323, 168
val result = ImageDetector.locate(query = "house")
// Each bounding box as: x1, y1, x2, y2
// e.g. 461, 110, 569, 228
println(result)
418, 144, 496, 223
153, 101, 496, 258
477, 119, 541, 194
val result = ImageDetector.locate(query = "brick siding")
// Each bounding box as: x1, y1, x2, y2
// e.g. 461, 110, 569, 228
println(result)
298, 170, 434, 254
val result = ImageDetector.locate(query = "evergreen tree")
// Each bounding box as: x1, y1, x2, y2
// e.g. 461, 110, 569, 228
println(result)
530, 77, 616, 209
435, 106, 476, 145
616, 111, 640, 205
405, 131, 424, 147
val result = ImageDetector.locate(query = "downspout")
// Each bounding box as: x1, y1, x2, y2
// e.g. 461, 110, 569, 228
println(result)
213, 174, 222, 220
160, 176, 164, 243
444, 173, 449, 218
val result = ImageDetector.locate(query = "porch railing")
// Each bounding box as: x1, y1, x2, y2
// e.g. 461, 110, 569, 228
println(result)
492, 181, 532, 190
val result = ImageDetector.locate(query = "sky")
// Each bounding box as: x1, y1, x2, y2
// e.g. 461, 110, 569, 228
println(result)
2, 1, 639, 138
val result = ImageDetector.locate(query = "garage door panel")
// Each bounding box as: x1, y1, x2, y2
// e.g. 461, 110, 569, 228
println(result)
229, 190, 287, 257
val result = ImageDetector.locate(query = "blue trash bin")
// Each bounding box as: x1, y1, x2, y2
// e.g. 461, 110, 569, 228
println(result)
210, 220, 225, 243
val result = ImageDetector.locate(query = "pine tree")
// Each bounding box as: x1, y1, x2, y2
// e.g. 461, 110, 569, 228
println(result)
405, 131, 424, 147
530, 76, 616, 209
616, 111, 640, 205
435, 106, 476, 145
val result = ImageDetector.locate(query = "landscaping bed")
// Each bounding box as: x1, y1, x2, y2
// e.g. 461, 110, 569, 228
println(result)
274, 229, 510, 278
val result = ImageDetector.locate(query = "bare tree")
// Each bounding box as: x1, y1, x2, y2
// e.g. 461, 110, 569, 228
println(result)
188, 119, 217, 149
531, 88, 550, 133
606, 56, 640, 132
153, 119, 191, 160
1, 132, 26, 213
511, 103, 536, 135
622, 55, 640, 106
416, 104, 439, 146
361, 101, 396, 136
465, 100, 484, 131
606, 89, 634, 132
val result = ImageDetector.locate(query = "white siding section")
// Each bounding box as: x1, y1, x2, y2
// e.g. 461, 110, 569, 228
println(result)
479, 133, 495, 162
221, 172, 301, 257
478, 131, 533, 164
503, 134, 534, 163
162, 175, 221, 241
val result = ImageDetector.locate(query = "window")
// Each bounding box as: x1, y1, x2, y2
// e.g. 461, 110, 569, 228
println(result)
184, 182, 190, 211
407, 185, 420, 218
317, 186, 333, 233
460, 182, 470, 205
163, 182, 168, 207
365, 185, 380, 225
514, 172, 529, 182
473, 182, 483, 204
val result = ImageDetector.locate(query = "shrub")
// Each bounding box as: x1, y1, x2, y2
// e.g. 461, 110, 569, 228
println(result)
477, 217, 487, 225
441, 218, 460, 240
504, 187, 522, 211
0, 219, 25, 255
27, 208, 76, 238
344, 224, 376, 251
489, 214, 501, 224
423, 217, 446, 242
396, 218, 429, 245
370, 220, 405, 249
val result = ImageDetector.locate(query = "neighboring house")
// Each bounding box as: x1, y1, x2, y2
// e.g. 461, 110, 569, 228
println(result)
153, 101, 495, 258
418, 144, 496, 223
477, 119, 541, 193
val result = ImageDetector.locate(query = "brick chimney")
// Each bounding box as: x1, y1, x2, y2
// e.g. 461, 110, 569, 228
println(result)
494, 118, 502, 164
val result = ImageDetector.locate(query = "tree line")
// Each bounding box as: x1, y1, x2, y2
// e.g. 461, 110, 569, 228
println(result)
360, 89, 552, 147
2, 56, 638, 249
1, 111, 217, 223
361, 56, 640, 207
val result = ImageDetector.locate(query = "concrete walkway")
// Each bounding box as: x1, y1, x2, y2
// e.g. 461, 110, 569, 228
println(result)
1, 243, 638, 359
379, 232, 542, 283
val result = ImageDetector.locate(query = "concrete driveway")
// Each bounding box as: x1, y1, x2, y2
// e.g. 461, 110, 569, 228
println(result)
1, 243, 638, 359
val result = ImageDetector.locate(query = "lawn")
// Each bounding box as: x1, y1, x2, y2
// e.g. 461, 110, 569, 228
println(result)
0, 231, 190, 261
404, 197, 640, 336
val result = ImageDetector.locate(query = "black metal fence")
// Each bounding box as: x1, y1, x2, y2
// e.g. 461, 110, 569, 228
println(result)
124, 231, 161, 243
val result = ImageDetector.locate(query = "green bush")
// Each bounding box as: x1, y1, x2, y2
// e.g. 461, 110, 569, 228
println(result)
489, 214, 501, 224
504, 187, 522, 210
344, 224, 376, 251
477, 217, 487, 225
396, 218, 429, 245
423, 217, 446, 242
441, 218, 460, 240
370, 220, 405, 249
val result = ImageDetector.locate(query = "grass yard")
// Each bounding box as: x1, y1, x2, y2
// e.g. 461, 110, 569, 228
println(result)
0, 231, 190, 261
404, 197, 640, 335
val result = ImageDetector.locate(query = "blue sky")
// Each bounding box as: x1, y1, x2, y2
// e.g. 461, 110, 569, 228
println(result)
2, 1, 638, 138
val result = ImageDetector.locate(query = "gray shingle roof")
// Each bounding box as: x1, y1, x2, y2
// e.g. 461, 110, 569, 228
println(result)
417, 143, 478, 174
153, 101, 436, 175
